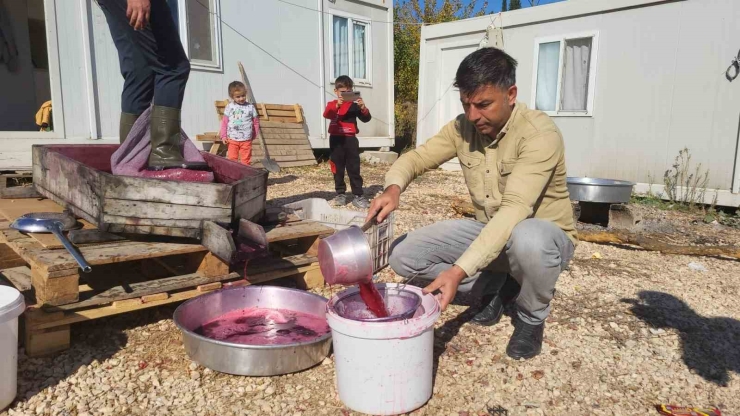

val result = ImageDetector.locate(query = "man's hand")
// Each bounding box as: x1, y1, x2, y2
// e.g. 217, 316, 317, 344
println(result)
336, 97, 344, 108
127, 0, 151, 31
422, 265, 467, 310
366, 185, 400, 223
357, 98, 366, 110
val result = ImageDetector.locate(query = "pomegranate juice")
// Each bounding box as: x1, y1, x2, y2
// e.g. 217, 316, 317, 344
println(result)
358, 282, 390, 318
194, 307, 330, 345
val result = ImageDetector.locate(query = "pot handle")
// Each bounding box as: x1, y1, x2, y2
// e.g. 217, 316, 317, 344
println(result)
360, 213, 377, 232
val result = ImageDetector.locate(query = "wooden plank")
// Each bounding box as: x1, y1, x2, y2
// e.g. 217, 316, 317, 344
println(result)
265, 109, 298, 118
0, 198, 66, 221
0, 243, 26, 269
263, 221, 334, 242
103, 199, 232, 221
259, 103, 269, 121
196, 133, 220, 142
259, 144, 312, 151
112, 298, 141, 308
32, 268, 79, 306
102, 214, 210, 228
261, 121, 303, 129
0, 266, 32, 292
103, 175, 233, 208
142, 293, 168, 303
28, 283, 228, 330
197, 282, 222, 292
201, 221, 236, 264
32, 147, 105, 225
263, 104, 297, 111
42, 270, 240, 311
210, 142, 222, 155
67, 229, 126, 245
262, 116, 301, 123
294, 268, 324, 290
0, 186, 42, 199
104, 224, 201, 239
293, 104, 304, 123
196, 252, 230, 278
260, 133, 309, 140
261, 127, 306, 134
24, 324, 70, 357
263, 139, 314, 146
30, 241, 207, 274
253, 149, 315, 157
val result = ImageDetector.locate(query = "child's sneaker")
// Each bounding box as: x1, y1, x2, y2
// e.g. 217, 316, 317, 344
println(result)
352, 195, 370, 209
332, 193, 348, 206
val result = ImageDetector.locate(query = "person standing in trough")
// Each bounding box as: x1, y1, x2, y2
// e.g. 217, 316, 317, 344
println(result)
96, 0, 204, 170
367, 48, 577, 360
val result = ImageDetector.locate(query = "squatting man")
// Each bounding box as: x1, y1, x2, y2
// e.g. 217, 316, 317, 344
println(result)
368, 47, 577, 360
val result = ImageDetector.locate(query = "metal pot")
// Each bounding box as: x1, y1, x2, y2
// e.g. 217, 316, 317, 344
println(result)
318, 222, 375, 286
173, 286, 331, 376
567, 177, 636, 204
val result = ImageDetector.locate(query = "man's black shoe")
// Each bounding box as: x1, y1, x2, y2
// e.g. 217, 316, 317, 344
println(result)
471, 275, 520, 326
470, 292, 508, 326
506, 316, 545, 360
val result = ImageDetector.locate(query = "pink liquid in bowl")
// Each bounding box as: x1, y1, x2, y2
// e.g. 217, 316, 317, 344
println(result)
194, 307, 330, 345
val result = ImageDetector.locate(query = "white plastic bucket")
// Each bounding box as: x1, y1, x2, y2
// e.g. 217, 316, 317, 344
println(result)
0, 286, 25, 411
326, 283, 441, 415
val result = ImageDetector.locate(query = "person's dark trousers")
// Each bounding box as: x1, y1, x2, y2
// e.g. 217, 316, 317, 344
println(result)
329, 135, 363, 197
96, 0, 190, 115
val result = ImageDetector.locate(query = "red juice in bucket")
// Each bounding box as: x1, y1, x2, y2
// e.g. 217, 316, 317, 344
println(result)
358, 282, 389, 318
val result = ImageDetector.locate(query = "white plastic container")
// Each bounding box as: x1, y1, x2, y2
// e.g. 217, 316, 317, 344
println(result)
0, 286, 25, 411
326, 283, 441, 415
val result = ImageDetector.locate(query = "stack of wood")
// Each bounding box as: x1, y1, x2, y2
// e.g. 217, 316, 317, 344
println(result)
197, 102, 317, 169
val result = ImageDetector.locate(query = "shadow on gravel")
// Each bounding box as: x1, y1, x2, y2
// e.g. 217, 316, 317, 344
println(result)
622, 291, 740, 386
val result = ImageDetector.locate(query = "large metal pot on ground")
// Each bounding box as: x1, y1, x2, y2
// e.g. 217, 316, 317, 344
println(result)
567, 177, 636, 203
173, 286, 331, 376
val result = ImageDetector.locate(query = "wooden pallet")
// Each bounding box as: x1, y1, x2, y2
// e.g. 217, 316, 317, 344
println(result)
0, 201, 334, 357
196, 101, 317, 168
0, 171, 41, 199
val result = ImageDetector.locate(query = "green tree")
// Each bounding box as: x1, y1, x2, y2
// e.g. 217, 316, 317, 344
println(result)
393, 0, 488, 145
509, 0, 522, 9
500, 0, 507, 12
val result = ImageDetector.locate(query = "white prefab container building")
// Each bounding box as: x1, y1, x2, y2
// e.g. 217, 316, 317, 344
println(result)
0, 0, 394, 169
416, 0, 740, 205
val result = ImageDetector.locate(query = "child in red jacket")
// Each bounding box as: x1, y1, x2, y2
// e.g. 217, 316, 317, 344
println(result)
323, 76, 372, 208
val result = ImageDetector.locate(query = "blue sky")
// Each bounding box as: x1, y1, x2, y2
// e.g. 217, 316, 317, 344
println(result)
469, 0, 566, 14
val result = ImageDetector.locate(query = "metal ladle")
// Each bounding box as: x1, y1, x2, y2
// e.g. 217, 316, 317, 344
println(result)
10, 213, 92, 273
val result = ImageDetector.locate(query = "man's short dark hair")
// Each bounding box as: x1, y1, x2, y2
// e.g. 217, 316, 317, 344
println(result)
454, 48, 518, 96
335, 75, 354, 89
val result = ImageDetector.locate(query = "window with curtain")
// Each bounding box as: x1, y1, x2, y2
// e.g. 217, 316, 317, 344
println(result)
332, 15, 371, 83
333, 16, 349, 78
533, 34, 597, 115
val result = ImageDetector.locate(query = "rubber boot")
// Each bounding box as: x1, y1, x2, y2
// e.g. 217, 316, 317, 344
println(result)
119, 112, 140, 144
147, 105, 208, 171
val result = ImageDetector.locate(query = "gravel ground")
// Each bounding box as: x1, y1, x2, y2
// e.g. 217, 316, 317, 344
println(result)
3, 161, 739, 416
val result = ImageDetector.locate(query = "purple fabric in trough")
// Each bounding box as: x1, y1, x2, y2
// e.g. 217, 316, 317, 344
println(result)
111, 106, 215, 182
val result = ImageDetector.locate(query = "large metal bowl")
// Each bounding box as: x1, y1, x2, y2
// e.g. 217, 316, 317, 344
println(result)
567, 177, 636, 203
173, 286, 331, 376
